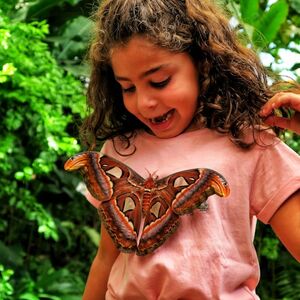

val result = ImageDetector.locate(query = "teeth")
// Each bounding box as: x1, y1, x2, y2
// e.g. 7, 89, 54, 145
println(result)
150, 110, 173, 124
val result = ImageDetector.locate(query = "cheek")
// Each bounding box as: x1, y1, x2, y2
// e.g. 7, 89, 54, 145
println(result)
123, 97, 137, 117
170, 86, 198, 108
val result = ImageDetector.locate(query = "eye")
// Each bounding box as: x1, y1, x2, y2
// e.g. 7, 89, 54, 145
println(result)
122, 86, 136, 94
150, 77, 171, 88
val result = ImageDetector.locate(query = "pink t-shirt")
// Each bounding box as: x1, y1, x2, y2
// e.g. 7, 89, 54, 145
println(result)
86, 128, 300, 299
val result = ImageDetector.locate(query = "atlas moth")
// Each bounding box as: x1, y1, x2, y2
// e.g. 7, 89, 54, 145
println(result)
64, 151, 230, 256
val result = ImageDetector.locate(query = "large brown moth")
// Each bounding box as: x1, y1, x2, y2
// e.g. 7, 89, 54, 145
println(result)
64, 151, 230, 256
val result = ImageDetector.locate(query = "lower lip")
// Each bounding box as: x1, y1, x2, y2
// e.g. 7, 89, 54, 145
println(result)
149, 110, 175, 132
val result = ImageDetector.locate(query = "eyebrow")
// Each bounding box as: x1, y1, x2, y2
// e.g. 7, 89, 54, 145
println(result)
115, 64, 168, 82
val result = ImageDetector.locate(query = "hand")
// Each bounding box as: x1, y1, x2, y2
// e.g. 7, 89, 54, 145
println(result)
260, 92, 300, 134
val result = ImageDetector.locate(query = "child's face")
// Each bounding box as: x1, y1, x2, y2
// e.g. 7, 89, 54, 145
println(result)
111, 36, 199, 138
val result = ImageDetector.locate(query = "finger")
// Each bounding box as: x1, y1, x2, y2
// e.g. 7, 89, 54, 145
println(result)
265, 112, 300, 134
260, 93, 300, 116
263, 115, 292, 130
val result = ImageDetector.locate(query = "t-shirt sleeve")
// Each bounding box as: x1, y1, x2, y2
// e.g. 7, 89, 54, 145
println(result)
250, 140, 300, 224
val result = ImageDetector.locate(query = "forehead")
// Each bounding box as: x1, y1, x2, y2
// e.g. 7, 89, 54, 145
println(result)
111, 36, 171, 58
110, 36, 179, 75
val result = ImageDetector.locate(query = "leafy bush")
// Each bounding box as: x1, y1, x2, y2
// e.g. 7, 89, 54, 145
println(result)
0, 7, 99, 299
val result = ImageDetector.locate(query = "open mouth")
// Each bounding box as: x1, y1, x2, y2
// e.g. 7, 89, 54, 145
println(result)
150, 109, 174, 124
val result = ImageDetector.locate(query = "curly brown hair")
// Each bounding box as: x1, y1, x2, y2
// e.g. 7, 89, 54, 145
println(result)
81, 0, 276, 150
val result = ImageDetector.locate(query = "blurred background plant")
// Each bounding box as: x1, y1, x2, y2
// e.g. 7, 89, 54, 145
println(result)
0, 0, 299, 299
0, 1, 98, 299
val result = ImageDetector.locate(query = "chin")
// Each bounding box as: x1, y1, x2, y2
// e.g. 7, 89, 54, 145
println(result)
152, 130, 183, 139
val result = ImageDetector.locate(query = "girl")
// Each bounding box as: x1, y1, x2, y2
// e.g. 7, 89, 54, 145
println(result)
79, 0, 300, 299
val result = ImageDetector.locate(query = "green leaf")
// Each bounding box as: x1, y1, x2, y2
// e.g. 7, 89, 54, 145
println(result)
252, 0, 289, 48
291, 62, 300, 71
83, 226, 100, 247
60, 296, 82, 300
290, 0, 300, 14
240, 0, 260, 25
58, 16, 93, 60
0, 242, 24, 267
261, 237, 280, 260
26, 0, 81, 20
19, 293, 40, 300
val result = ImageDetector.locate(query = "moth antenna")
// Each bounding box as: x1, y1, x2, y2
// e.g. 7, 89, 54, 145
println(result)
145, 169, 159, 180
152, 170, 158, 180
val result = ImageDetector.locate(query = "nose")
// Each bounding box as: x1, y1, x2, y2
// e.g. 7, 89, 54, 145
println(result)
136, 91, 158, 112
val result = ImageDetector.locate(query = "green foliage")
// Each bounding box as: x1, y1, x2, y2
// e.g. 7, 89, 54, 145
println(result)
16, 261, 85, 300
290, 0, 300, 13
0, 265, 14, 299
49, 15, 93, 77
11, 0, 94, 77
227, 0, 298, 60
255, 222, 300, 300
0, 257, 85, 300
21, 0, 82, 20
284, 131, 300, 154
0, 12, 83, 239
276, 254, 300, 300
239, 0, 259, 25
252, 0, 288, 48
0, 4, 100, 298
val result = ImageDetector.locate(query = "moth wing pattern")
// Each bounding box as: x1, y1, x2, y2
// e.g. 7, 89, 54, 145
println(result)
98, 154, 146, 253
164, 168, 230, 215
98, 191, 142, 253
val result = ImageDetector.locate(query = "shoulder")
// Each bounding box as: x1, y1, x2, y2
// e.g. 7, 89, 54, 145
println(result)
101, 132, 139, 159
255, 132, 299, 166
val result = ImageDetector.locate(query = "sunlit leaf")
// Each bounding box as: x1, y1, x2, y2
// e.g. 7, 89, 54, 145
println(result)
240, 0, 260, 25
253, 0, 289, 48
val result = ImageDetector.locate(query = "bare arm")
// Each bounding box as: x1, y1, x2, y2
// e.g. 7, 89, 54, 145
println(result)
270, 190, 300, 262
83, 224, 120, 300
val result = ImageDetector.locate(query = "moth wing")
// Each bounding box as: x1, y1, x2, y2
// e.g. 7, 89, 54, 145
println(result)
64, 151, 113, 201
98, 155, 147, 253
65, 151, 146, 253
166, 168, 230, 215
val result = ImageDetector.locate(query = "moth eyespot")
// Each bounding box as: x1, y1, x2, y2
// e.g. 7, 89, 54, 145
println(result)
123, 197, 136, 212
150, 202, 161, 218
174, 177, 189, 188
106, 166, 123, 178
